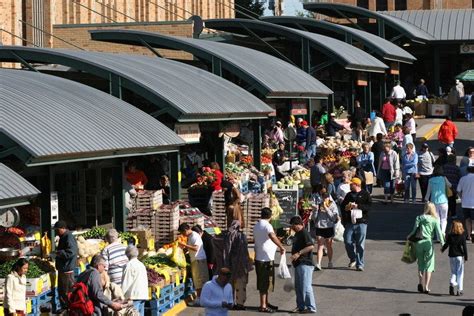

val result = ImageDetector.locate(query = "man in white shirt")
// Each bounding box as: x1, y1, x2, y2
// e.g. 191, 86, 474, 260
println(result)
391, 80, 406, 101
179, 223, 208, 303
457, 163, 474, 241
200, 268, 234, 316
253, 207, 285, 313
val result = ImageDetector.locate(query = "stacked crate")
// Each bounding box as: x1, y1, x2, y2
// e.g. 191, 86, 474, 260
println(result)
134, 190, 163, 210
245, 193, 270, 242
125, 208, 153, 231
210, 191, 227, 228
152, 204, 180, 247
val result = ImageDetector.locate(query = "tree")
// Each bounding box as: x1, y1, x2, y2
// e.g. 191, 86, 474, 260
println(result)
234, 0, 264, 19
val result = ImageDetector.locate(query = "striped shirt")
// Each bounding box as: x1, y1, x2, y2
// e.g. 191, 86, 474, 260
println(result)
101, 242, 128, 286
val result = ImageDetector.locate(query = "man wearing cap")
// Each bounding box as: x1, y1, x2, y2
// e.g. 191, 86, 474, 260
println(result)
305, 121, 317, 159
296, 120, 308, 148
417, 143, 435, 203
340, 178, 372, 271
438, 116, 458, 148
54, 220, 78, 310
457, 162, 474, 242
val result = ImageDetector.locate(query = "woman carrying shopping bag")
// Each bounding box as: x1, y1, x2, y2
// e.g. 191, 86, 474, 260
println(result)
407, 202, 445, 294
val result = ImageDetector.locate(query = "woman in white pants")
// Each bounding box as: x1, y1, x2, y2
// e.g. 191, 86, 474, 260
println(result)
426, 166, 451, 236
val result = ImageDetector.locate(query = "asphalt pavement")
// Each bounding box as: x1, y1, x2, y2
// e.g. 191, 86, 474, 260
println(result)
179, 119, 474, 316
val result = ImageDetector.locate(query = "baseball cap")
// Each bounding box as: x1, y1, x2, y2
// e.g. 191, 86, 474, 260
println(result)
421, 143, 429, 148
446, 146, 452, 153
330, 112, 336, 117
297, 117, 303, 122
276, 120, 282, 125
351, 178, 362, 186
301, 120, 308, 126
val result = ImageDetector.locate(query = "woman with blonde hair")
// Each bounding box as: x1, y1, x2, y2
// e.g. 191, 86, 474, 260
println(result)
441, 220, 468, 296
407, 202, 445, 294
322, 173, 337, 201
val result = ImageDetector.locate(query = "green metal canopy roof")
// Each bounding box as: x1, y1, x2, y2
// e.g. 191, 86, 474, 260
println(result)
303, 2, 434, 43
456, 70, 474, 81
0, 68, 185, 166
260, 16, 416, 64
0, 163, 40, 208
204, 18, 388, 73
0, 46, 273, 122
90, 29, 333, 99
382, 9, 474, 42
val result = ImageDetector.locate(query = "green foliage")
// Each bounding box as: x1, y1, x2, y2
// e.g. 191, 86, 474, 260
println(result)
234, 0, 264, 19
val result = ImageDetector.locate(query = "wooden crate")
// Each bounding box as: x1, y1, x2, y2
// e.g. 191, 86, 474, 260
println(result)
135, 190, 163, 210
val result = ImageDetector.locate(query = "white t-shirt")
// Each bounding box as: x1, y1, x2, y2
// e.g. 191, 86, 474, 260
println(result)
391, 85, 406, 99
187, 231, 206, 261
253, 219, 277, 262
457, 174, 474, 209
405, 118, 416, 134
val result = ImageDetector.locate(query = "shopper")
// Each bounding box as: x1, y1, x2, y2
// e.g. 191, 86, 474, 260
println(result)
408, 202, 445, 294
426, 166, 451, 235
312, 192, 340, 271
192, 225, 215, 280
391, 80, 406, 102
381, 98, 396, 130
404, 113, 417, 140
4, 258, 28, 316
460, 147, 474, 176
222, 220, 251, 310
289, 216, 317, 314
270, 121, 285, 145
178, 223, 208, 303
441, 220, 468, 296
54, 220, 78, 311
368, 112, 387, 138
341, 178, 372, 271
443, 154, 461, 218
465, 93, 473, 122
402, 143, 418, 204
357, 143, 376, 194
101, 272, 129, 316
401, 126, 415, 157
371, 133, 385, 183
101, 229, 128, 286
457, 162, 474, 241
76, 254, 123, 315
121, 245, 148, 313
415, 79, 429, 98
210, 162, 224, 192
321, 173, 337, 202
395, 104, 404, 126
336, 170, 353, 204
253, 207, 285, 313
200, 268, 234, 316
272, 142, 287, 181
326, 113, 344, 137
305, 123, 317, 159
418, 143, 435, 203
438, 117, 458, 148
125, 161, 148, 190
310, 155, 326, 191
296, 120, 308, 148
377, 143, 400, 204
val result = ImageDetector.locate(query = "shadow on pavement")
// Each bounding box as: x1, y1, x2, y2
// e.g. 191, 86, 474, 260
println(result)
314, 284, 418, 295
418, 300, 470, 307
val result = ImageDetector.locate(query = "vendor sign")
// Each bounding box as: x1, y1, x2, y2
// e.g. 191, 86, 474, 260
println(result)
174, 123, 201, 144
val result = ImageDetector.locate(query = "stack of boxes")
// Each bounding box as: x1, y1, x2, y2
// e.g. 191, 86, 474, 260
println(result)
244, 193, 270, 242
210, 192, 227, 228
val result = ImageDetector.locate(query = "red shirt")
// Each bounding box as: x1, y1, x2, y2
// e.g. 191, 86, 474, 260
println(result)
126, 170, 148, 187
211, 169, 223, 191
382, 102, 396, 123
438, 120, 458, 144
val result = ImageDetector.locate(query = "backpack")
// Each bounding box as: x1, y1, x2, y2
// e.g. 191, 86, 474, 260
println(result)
68, 282, 94, 316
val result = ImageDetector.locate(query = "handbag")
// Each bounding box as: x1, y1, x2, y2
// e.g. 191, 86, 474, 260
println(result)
408, 225, 423, 242
401, 241, 416, 264
445, 178, 453, 198
364, 171, 374, 185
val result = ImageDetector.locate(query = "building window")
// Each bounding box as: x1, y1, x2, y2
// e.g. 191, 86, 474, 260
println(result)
377, 0, 388, 11
395, 0, 407, 10
357, 0, 369, 9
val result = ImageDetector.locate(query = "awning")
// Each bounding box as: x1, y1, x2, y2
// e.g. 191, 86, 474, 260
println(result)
204, 18, 388, 73
0, 46, 273, 122
261, 16, 416, 64
382, 9, 474, 42
303, 3, 434, 44
0, 68, 185, 166
0, 163, 40, 208
90, 29, 333, 99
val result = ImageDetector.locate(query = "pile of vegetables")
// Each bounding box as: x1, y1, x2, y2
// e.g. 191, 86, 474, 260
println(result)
0, 260, 47, 279
76, 236, 102, 258
146, 267, 165, 286
29, 258, 55, 273
142, 254, 176, 268
82, 227, 107, 239
119, 231, 136, 244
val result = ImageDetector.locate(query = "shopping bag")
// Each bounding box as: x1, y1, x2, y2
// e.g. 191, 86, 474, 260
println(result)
171, 242, 187, 268
278, 254, 291, 279
283, 267, 295, 292
401, 241, 416, 264
334, 221, 345, 242
351, 209, 363, 224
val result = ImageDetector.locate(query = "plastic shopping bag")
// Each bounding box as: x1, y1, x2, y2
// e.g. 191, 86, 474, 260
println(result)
171, 242, 187, 268
278, 254, 291, 279
401, 241, 416, 264
283, 267, 295, 292
334, 221, 345, 242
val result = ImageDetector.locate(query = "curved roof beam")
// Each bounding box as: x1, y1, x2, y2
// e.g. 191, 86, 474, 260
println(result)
89, 29, 332, 99
204, 18, 388, 73
303, 2, 434, 44
261, 16, 416, 64
0, 46, 273, 122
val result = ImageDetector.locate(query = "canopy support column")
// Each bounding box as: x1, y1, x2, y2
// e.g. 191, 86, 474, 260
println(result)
170, 152, 181, 202
253, 120, 262, 171
112, 163, 125, 231
434, 46, 440, 96
368, 73, 372, 114
301, 38, 311, 73
110, 74, 122, 99
40, 167, 53, 248
377, 19, 385, 39
212, 56, 222, 76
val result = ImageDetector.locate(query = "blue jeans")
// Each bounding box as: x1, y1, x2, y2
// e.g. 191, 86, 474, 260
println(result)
379, 169, 394, 195
294, 264, 317, 312
344, 223, 367, 268
404, 173, 417, 201
450, 256, 464, 291
306, 144, 317, 159
133, 300, 145, 315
